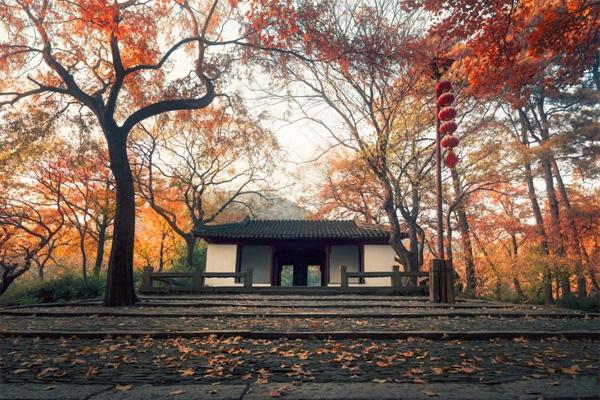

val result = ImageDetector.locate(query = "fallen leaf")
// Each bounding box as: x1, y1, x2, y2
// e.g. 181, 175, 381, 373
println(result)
372, 378, 388, 384
178, 368, 195, 377
36, 368, 58, 379
270, 390, 282, 398
84, 366, 100, 381
431, 367, 444, 375
115, 384, 133, 392
561, 365, 581, 376
12, 369, 29, 375
42, 386, 57, 391
72, 359, 87, 366
169, 389, 185, 396
424, 390, 439, 397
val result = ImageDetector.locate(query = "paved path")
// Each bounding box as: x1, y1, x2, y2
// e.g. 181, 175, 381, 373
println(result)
1, 295, 598, 399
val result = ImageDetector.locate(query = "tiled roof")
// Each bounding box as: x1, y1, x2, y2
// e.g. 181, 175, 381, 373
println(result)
195, 217, 397, 241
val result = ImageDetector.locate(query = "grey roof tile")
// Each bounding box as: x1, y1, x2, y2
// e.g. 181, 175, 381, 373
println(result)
195, 217, 396, 241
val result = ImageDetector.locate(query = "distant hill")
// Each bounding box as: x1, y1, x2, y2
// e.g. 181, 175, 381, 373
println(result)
220, 193, 308, 220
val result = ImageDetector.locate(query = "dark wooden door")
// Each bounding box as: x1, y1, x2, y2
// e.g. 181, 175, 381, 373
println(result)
293, 264, 308, 286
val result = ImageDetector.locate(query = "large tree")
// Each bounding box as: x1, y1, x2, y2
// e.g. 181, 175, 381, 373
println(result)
0, 0, 296, 305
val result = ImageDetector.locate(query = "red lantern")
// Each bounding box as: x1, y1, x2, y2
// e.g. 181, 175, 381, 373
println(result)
437, 106, 456, 121
441, 134, 459, 148
440, 120, 457, 135
437, 92, 455, 107
444, 149, 459, 168
435, 80, 452, 96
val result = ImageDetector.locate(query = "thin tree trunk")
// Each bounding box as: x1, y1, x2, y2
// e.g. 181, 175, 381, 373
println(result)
510, 233, 525, 298
185, 235, 198, 270
93, 220, 107, 277
450, 168, 476, 295
535, 98, 570, 298
519, 109, 553, 304
79, 232, 88, 284
103, 130, 138, 307
551, 158, 587, 297
158, 230, 166, 272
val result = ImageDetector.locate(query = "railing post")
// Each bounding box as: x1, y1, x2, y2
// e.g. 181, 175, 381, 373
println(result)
142, 266, 153, 292
392, 265, 401, 291
340, 265, 348, 287
429, 260, 443, 303
244, 268, 253, 288
446, 260, 455, 303
192, 269, 203, 291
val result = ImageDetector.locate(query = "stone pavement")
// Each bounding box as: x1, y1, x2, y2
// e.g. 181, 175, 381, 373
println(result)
0, 295, 598, 399
1, 378, 599, 400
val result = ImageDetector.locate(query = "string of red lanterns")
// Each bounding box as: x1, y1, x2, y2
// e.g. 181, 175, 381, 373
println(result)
435, 80, 459, 169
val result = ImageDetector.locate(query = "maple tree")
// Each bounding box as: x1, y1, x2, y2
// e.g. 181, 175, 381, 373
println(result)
132, 107, 278, 269
259, 0, 438, 274
0, 0, 304, 305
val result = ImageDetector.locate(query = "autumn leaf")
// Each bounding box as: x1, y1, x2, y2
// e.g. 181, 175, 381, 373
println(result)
84, 366, 100, 381
36, 368, 58, 379
270, 390, 282, 398
12, 369, 29, 375
423, 391, 439, 397
561, 365, 581, 376
115, 384, 134, 392
169, 389, 185, 396
177, 368, 195, 377
372, 378, 388, 384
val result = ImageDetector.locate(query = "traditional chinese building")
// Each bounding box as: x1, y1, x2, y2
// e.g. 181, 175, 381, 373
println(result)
195, 217, 403, 287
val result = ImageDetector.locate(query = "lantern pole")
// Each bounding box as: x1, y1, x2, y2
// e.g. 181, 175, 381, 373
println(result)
430, 57, 454, 303
434, 70, 444, 261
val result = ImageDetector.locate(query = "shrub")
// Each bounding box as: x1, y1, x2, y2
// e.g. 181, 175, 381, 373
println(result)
557, 293, 600, 313
0, 274, 105, 306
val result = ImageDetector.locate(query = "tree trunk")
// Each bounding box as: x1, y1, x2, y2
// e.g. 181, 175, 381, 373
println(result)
381, 183, 420, 275
450, 168, 476, 295
510, 234, 525, 298
519, 109, 553, 304
185, 235, 198, 271
103, 129, 138, 307
93, 220, 107, 277
79, 232, 88, 284
158, 231, 166, 272
551, 158, 587, 297
536, 98, 570, 298
37, 262, 44, 280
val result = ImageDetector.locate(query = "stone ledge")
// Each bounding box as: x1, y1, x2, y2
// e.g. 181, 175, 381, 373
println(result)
1, 329, 599, 340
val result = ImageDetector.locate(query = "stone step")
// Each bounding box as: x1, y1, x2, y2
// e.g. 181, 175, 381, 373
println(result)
2, 329, 599, 340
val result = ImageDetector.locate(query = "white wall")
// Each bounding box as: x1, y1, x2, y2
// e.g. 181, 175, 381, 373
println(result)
240, 245, 271, 285
363, 244, 397, 286
205, 244, 237, 286
329, 245, 360, 285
